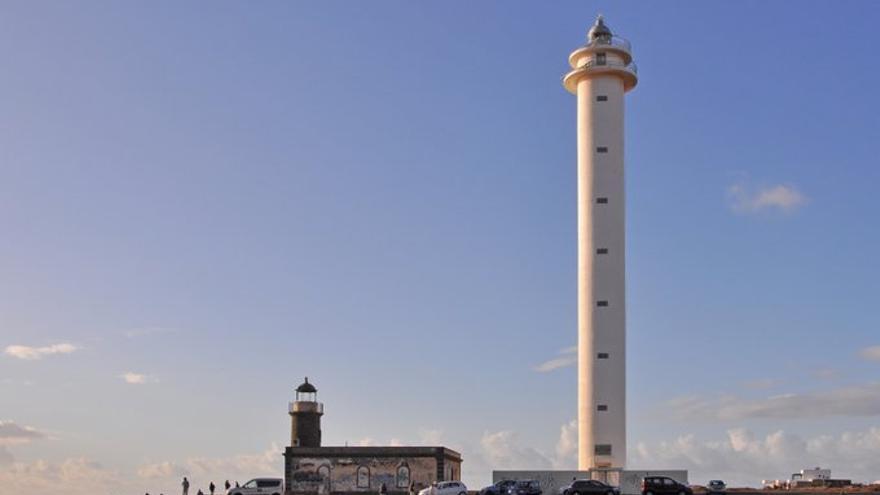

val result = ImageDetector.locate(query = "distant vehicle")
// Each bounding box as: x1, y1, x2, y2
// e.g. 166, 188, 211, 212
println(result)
641, 476, 692, 495
420, 481, 468, 495
227, 478, 283, 495
511, 480, 542, 495
562, 479, 619, 495
706, 481, 726, 494
481, 480, 518, 495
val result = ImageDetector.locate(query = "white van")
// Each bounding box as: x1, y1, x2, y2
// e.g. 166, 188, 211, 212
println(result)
227, 478, 284, 495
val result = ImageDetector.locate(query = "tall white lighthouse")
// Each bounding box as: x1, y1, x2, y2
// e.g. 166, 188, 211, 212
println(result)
562, 16, 637, 471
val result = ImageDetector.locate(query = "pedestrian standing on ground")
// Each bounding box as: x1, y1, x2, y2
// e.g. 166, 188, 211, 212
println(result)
380, 482, 388, 495
225, 480, 231, 492
409, 481, 415, 495
182, 477, 190, 495
197, 489, 204, 495
210, 482, 216, 495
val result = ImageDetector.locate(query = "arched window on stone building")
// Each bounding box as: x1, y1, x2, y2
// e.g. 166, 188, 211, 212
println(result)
357, 466, 370, 489
396, 464, 410, 488
318, 465, 331, 494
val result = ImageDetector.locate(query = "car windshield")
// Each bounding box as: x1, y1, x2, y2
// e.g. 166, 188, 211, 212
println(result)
243, 480, 257, 488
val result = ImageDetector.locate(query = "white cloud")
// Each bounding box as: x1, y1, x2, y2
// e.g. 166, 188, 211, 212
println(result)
727, 183, 806, 213
533, 346, 577, 373
666, 382, 880, 421
3, 343, 79, 360
469, 421, 579, 476
630, 427, 880, 487
182, 444, 281, 479
137, 461, 185, 479
859, 345, 880, 362
135, 445, 282, 494
554, 419, 578, 469
0, 446, 282, 495
0, 457, 127, 495
480, 430, 552, 470
419, 428, 444, 445
0, 421, 48, 467
119, 372, 158, 385
0, 421, 47, 446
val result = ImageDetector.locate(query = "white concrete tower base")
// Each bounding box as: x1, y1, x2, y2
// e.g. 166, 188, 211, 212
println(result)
563, 16, 637, 471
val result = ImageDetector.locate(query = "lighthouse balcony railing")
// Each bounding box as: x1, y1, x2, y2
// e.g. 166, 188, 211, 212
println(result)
587, 35, 632, 53
574, 59, 638, 75
289, 401, 323, 414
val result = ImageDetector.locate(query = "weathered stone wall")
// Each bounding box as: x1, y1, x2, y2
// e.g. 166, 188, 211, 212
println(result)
288, 455, 456, 495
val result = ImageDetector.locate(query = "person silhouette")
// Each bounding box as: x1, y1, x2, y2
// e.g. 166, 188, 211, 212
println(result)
210, 482, 216, 495
225, 481, 231, 492
182, 477, 190, 495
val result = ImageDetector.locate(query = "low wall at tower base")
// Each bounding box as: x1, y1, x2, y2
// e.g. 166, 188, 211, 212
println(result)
492, 469, 689, 495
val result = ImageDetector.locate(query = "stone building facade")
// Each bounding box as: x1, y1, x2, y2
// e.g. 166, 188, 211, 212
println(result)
285, 446, 462, 495
283, 379, 462, 495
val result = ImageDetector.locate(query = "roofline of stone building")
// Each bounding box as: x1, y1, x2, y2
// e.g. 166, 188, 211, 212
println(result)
283, 446, 462, 462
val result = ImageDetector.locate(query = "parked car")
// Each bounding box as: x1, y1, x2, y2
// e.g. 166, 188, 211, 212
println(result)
420, 481, 469, 495
511, 480, 543, 495
706, 481, 726, 494
562, 479, 619, 495
227, 478, 283, 495
481, 480, 518, 495
641, 477, 692, 495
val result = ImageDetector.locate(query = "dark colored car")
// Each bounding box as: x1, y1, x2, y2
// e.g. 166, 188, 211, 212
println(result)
562, 479, 619, 495
481, 480, 518, 495
512, 480, 542, 495
706, 481, 726, 495
641, 477, 692, 495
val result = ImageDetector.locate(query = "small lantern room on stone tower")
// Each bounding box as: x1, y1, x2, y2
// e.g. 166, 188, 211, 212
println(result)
290, 377, 323, 448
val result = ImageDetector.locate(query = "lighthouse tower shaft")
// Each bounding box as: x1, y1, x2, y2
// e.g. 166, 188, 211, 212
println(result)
563, 16, 637, 470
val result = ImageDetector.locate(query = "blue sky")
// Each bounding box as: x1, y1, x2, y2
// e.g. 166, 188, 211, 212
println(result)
1, 1, 880, 494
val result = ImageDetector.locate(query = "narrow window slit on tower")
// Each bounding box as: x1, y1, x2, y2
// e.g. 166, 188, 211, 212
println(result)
596, 197, 608, 204
596, 147, 608, 153
594, 444, 612, 456
596, 248, 608, 254
597, 404, 608, 411
596, 95, 608, 102
597, 352, 609, 359
596, 300, 609, 307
